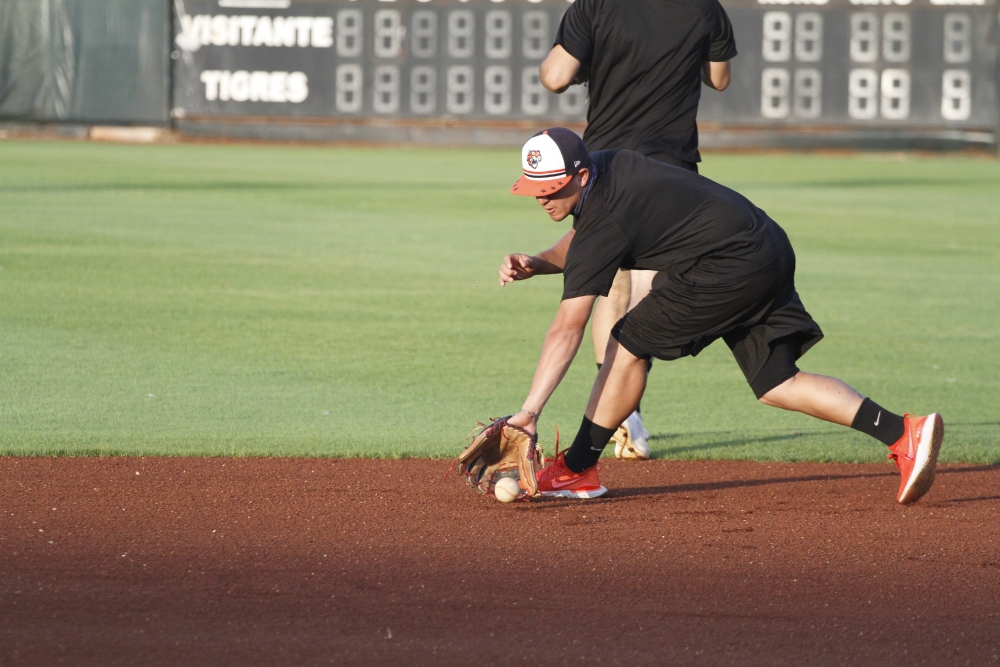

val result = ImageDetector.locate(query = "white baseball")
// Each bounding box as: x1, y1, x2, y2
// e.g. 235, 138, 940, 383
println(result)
494, 477, 521, 503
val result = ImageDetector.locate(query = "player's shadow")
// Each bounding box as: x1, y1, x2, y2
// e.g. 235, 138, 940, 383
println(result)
605, 470, 894, 500
542, 464, 998, 506
532, 470, 896, 509
928, 465, 1000, 505
937, 495, 1000, 504
937, 465, 998, 474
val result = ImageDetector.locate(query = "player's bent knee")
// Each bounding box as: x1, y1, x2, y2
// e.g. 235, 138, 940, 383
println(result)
602, 338, 647, 375
758, 373, 801, 409
758, 393, 788, 409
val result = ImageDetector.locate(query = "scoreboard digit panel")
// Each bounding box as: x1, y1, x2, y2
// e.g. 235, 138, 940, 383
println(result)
698, 0, 999, 129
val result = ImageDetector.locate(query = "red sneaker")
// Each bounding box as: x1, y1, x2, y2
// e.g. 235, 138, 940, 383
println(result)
536, 451, 607, 499
888, 413, 944, 504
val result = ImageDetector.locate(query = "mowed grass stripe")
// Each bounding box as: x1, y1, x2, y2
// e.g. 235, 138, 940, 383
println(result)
0, 141, 997, 461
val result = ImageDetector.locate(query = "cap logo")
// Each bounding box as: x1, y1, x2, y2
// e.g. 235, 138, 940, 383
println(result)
574, 160, 581, 167
526, 149, 543, 169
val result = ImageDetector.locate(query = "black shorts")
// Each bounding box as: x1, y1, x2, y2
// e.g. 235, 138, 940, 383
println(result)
611, 223, 823, 399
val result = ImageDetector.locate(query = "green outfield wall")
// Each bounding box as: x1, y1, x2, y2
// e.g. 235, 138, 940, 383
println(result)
0, 0, 170, 124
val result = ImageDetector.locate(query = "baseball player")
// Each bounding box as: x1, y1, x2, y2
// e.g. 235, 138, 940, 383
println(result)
499, 128, 943, 504
535, 0, 738, 457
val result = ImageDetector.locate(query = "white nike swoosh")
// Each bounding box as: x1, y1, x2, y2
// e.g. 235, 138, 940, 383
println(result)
874, 411, 881, 427
590, 446, 603, 451
551, 475, 589, 489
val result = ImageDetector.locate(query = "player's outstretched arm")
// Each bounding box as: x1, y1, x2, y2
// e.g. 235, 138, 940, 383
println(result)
508, 295, 595, 435
498, 229, 575, 286
540, 45, 581, 94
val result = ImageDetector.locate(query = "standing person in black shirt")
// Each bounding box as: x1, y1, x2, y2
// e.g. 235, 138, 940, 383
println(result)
542, 0, 735, 168
533, 0, 738, 459
499, 128, 943, 504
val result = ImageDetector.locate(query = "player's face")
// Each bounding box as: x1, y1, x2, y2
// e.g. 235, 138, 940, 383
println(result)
535, 170, 588, 221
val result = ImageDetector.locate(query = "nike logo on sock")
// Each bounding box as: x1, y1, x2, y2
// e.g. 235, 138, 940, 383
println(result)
874, 411, 882, 427
590, 446, 604, 451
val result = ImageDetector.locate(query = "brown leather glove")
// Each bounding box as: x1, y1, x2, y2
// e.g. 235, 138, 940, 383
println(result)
453, 415, 543, 500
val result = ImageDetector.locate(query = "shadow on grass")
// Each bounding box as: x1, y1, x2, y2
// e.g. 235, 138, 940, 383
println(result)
769, 177, 998, 189
648, 430, 836, 457
946, 421, 1000, 427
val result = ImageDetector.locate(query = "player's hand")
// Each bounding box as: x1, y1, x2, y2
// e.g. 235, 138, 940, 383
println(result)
507, 409, 538, 436
499, 253, 537, 286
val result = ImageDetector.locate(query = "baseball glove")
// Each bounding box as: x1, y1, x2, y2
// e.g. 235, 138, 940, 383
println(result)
452, 415, 544, 499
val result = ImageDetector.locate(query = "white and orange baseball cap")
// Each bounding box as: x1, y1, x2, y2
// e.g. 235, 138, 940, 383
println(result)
510, 128, 591, 197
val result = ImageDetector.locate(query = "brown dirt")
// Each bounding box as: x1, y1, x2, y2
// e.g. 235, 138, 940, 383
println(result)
2, 457, 999, 666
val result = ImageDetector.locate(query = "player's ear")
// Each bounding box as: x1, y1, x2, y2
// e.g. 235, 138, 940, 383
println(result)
577, 167, 590, 188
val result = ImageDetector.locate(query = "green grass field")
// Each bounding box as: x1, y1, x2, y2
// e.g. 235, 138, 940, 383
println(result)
1, 140, 997, 461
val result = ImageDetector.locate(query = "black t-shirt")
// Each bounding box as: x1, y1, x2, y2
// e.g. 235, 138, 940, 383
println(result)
555, 0, 737, 163
563, 150, 781, 300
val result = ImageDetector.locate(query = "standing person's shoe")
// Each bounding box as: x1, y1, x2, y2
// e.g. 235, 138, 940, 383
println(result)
888, 413, 944, 504
536, 452, 607, 499
613, 411, 650, 460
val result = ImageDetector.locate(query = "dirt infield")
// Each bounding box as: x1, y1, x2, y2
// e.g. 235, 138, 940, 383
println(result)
2, 457, 999, 666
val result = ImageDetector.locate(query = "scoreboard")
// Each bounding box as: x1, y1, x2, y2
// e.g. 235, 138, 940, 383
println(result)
698, 0, 998, 131
171, 0, 999, 139
172, 0, 589, 122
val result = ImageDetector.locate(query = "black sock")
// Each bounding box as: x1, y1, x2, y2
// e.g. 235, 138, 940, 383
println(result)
851, 398, 905, 446
563, 417, 617, 473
